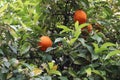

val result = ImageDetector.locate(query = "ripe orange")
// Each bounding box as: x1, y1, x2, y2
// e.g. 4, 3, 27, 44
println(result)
87, 24, 93, 33
73, 10, 87, 24
38, 36, 53, 51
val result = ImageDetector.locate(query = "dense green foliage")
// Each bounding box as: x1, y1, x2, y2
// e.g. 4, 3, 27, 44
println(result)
0, 0, 120, 80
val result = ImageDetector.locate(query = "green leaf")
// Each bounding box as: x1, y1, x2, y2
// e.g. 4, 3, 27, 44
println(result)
69, 37, 77, 45
74, 21, 79, 31
9, 28, 19, 40
44, 54, 52, 61
20, 42, 31, 55
0, 49, 4, 55
0, 3, 8, 13
33, 13, 40, 24
79, 23, 89, 29
101, 42, 116, 49
0, 72, 7, 80
20, 21, 28, 30
48, 70, 61, 76
57, 25, 72, 34
85, 68, 92, 76
92, 43, 98, 49
54, 38, 63, 43
92, 70, 106, 80
17, 0, 23, 8
1, 67, 9, 73
93, 42, 116, 54
8, 44, 17, 54
68, 68, 77, 77
69, 22, 87, 45
59, 76, 68, 80
105, 50, 120, 59
92, 43, 99, 54
21, 62, 32, 70
9, 3, 21, 11
39, 76, 52, 80
78, 38, 97, 60
46, 47, 56, 52
91, 34, 103, 43
73, 78, 81, 80
4, 62, 10, 68
48, 62, 54, 70
78, 38, 94, 54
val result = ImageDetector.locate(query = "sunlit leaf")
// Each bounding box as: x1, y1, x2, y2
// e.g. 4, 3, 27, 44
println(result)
0, 3, 8, 13
48, 70, 61, 76
92, 43, 99, 54
57, 25, 72, 33
48, 62, 54, 70
69, 37, 77, 45
74, 21, 79, 31
85, 68, 92, 76
105, 50, 120, 59
33, 13, 40, 24
79, 23, 89, 29
101, 42, 116, 49
32, 68, 42, 76
17, 0, 23, 8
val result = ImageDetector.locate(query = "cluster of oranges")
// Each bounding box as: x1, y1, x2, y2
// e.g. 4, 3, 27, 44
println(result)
73, 10, 93, 33
38, 10, 92, 51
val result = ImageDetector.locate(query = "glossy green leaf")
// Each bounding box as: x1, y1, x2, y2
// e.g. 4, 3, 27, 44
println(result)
91, 34, 103, 43
54, 38, 63, 43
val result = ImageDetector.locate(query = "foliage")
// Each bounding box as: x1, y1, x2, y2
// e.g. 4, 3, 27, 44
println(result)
0, 0, 120, 80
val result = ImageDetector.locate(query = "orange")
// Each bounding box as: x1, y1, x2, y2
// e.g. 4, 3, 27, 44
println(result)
38, 36, 53, 51
73, 10, 87, 24
87, 24, 93, 33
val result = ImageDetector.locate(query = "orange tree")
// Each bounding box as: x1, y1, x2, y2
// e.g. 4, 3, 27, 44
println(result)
0, 0, 120, 80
